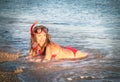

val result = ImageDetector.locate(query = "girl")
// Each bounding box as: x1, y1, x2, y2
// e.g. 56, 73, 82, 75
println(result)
30, 23, 88, 61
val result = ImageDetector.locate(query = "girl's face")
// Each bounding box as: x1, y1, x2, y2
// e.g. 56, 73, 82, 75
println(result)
35, 31, 47, 46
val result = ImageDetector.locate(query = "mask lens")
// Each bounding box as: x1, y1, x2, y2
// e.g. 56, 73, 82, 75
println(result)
42, 28, 48, 33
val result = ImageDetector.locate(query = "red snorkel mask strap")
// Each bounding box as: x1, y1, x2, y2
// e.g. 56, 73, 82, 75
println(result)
30, 21, 38, 37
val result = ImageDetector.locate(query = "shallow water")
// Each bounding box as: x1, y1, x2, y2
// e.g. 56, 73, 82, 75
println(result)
0, 0, 120, 82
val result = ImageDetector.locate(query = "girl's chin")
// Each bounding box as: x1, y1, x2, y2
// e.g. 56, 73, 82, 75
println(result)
39, 42, 45, 46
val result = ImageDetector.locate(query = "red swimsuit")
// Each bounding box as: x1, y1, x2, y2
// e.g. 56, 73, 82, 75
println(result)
65, 46, 77, 57
51, 46, 78, 59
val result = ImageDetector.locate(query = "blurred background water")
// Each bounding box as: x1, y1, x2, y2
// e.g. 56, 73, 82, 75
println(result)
0, 0, 120, 82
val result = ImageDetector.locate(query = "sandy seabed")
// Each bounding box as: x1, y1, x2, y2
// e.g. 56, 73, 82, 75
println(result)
0, 51, 21, 82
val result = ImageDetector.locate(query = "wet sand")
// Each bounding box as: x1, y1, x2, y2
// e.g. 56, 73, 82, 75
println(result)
0, 51, 21, 82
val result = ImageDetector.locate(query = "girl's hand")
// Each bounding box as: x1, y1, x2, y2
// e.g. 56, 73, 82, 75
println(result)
33, 20, 38, 24
32, 42, 38, 49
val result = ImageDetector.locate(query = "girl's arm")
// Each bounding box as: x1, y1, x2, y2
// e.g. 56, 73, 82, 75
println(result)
30, 21, 38, 36
44, 45, 52, 61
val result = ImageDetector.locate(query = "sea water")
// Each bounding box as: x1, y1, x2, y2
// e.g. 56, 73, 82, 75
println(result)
0, 0, 120, 82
